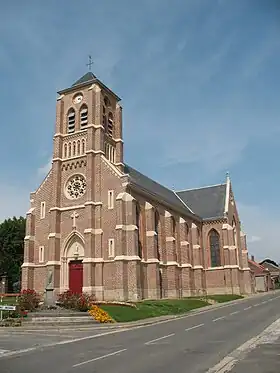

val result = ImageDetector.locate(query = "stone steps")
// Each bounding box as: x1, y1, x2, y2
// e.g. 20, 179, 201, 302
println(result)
22, 311, 98, 326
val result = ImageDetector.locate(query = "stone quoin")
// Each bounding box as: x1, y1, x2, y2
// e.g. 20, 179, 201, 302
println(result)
21, 71, 253, 301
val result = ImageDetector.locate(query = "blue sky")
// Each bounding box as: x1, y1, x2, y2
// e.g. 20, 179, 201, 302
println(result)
0, 0, 279, 261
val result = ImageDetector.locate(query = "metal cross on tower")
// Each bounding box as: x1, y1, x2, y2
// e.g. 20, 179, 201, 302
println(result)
86, 55, 94, 71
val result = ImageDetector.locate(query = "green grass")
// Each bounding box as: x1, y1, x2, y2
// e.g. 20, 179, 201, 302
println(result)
206, 294, 244, 303
0, 296, 18, 305
101, 299, 208, 322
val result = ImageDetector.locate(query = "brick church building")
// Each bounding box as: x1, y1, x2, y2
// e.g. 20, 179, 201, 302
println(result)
22, 71, 253, 301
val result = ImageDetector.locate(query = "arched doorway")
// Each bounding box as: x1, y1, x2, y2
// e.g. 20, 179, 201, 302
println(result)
60, 232, 85, 293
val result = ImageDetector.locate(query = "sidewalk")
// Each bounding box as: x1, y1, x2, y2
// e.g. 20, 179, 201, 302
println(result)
231, 336, 280, 372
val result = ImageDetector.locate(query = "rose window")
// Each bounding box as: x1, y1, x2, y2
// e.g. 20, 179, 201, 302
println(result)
66, 175, 86, 199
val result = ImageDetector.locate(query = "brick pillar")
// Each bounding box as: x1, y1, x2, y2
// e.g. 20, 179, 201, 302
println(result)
164, 211, 178, 298
115, 104, 124, 173
145, 202, 160, 299
115, 192, 140, 301
191, 223, 203, 295
21, 205, 36, 290
179, 218, 192, 297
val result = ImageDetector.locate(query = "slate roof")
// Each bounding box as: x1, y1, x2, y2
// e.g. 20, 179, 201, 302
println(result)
176, 184, 227, 220
124, 165, 195, 217
72, 72, 96, 87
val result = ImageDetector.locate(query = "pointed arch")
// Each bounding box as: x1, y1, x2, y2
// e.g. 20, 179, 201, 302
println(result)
67, 108, 75, 133
82, 139, 85, 154
108, 112, 113, 137
80, 104, 88, 128
68, 142, 72, 158
64, 143, 68, 158
209, 229, 221, 267
77, 140, 81, 155
155, 210, 161, 261
135, 202, 143, 258
62, 231, 85, 258
73, 141, 76, 156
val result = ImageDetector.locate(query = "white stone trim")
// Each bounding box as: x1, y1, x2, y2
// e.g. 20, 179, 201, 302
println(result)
26, 207, 35, 215
116, 192, 135, 202
84, 201, 103, 206
85, 149, 104, 155
179, 217, 186, 223
84, 228, 103, 235
39, 246, 44, 263
146, 230, 157, 236
224, 173, 231, 215
24, 235, 35, 241
180, 241, 189, 246
166, 236, 175, 242
222, 223, 233, 230
21, 262, 35, 268
191, 223, 197, 228
57, 94, 65, 101
193, 244, 201, 249
241, 267, 251, 271
113, 138, 124, 143
145, 202, 153, 210
48, 233, 61, 239
165, 210, 171, 217
108, 190, 114, 209
108, 238, 115, 258
114, 255, 141, 261
101, 155, 124, 178
115, 224, 138, 231
50, 205, 85, 212
206, 266, 224, 271
193, 265, 203, 269
224, 265, 239, 269
83, 258, 104, 263
228, 245, 237, 250
181, 263, 192, 268
142, 258, 160, 263
46, 261, 61, 266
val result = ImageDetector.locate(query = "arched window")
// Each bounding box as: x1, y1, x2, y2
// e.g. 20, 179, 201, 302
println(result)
82, 139, 85, 154
209, 229, 221, 267
232, 218, 237, 246
80, 105, 88, 128
112, 147, 115, 163
184, 223, 189, 241
108, 112, 113, 137
77, 140, 81, 155
136, 203, 142, 258
73, 141, 76, 156
68, 142, 72, 158
104, 96, 111, 107
67, 109, 75, 133
64, 144, 67, 158
171, 216, 176, 237
155, 210, 161, 261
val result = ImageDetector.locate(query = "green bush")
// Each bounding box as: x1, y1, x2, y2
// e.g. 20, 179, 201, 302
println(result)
19, 289, 40, 311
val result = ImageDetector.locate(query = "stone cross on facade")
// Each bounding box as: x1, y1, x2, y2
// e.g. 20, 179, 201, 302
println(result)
71, 211, 79, 229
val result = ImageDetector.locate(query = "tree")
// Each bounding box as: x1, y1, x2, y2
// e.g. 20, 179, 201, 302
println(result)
0, 216, 26, 290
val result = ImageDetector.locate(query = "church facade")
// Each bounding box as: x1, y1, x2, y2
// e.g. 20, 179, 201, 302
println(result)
22, 72, 254, 301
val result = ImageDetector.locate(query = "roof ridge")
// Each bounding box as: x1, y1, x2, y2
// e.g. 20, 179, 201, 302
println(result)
177, 183, 226, 193
173, 191, 195, 215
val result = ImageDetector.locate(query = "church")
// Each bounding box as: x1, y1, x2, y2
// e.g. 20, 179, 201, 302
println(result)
21, 71, 254, 301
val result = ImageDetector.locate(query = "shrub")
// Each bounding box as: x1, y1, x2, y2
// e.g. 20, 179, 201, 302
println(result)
88, 305, 114, 323
57, 291, 95, 311
18, 289, 40, 311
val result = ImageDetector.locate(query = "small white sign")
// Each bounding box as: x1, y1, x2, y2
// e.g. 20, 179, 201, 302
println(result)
0, 305, 16, 311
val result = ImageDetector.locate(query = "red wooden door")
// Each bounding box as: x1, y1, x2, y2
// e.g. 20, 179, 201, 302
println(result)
69, 261, 83, 294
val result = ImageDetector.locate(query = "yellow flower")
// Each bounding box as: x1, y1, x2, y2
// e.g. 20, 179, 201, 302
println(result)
88, 305, 114, 323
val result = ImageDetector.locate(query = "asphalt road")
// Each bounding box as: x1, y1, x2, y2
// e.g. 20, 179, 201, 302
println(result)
1, 292, 280, 373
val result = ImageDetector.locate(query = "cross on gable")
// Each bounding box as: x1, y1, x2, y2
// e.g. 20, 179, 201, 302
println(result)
71, 211, 79, 229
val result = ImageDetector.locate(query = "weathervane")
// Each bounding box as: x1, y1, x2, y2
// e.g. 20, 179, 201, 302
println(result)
86, 55, 94, 71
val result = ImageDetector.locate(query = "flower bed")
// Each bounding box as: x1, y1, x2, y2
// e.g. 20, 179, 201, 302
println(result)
93, 301, 137, 308
57, 291, 95, 311
88, 305, 114, 323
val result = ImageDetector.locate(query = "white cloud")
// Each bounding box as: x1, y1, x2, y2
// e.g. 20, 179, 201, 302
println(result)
37, 158, 52, 177
238, 202, 280, 263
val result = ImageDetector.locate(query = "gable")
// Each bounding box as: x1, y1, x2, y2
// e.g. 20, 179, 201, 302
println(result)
177, 184, 227, 220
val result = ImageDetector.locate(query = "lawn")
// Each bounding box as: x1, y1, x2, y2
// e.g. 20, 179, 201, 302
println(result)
101, 298, 208, 322
206, 294, 243, 303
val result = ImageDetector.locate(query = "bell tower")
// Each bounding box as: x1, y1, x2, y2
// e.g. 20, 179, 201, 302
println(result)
53, 71, 124, 171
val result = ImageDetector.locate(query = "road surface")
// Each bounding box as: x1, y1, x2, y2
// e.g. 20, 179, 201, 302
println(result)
1, 291, 280, 373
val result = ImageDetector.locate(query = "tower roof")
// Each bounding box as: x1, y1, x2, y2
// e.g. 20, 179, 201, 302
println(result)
72, 72, 97, 87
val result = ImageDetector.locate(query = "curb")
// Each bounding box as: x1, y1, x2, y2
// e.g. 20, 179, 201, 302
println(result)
4, 290, 279, 332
